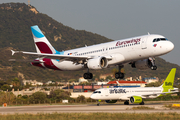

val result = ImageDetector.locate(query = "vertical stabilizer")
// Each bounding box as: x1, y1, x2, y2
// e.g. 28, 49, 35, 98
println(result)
160, 68, 176, 91
31, 25, 56, 54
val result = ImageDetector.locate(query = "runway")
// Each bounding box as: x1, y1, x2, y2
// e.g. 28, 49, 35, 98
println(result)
0, 103, 180, 114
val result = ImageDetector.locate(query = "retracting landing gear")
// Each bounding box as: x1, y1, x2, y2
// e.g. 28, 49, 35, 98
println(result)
149, 57, 157, 70
83, 69, 93, 79
115, 65, 124, 79
124, 100, 129, 105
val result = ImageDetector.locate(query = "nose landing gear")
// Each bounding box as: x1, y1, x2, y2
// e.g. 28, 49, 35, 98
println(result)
149, 57, 157, 70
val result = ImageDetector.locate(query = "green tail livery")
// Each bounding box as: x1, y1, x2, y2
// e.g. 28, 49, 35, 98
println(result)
160, 68, 176, 96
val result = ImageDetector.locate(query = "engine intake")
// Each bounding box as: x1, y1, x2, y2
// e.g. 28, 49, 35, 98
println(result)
87, 57, 108, 69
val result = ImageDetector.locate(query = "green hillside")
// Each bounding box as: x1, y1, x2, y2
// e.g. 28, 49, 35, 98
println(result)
0, 3, 179, 82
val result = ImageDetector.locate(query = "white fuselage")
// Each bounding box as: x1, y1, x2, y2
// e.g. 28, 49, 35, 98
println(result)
90, 87, 177, 101
47, 34, 174, 71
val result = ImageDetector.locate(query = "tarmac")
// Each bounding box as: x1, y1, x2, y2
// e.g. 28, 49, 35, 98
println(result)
0, 102, 180, 114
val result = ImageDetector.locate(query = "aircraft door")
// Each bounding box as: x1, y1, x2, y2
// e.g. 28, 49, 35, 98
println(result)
141, 37, 148, 50
104, 89, 109, 97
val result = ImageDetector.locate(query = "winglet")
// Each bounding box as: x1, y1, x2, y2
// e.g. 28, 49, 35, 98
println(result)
11, 50, 15, 56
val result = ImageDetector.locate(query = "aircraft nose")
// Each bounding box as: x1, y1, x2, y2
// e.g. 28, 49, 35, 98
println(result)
168, 41, 174, 51
90, 94, 95, 99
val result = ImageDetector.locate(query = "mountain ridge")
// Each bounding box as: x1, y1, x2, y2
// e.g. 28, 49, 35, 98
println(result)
0, 3, 179, 82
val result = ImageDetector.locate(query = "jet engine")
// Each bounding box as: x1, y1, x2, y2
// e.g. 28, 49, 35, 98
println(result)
105, 100, 117, 103
87, 57, 108, 69
131, 59, 153, 70
130, 96, 142, 104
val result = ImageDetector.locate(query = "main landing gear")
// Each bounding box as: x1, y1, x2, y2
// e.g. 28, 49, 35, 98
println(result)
83, 69, 93, 79
139, 101, 144, 105
124, 100, 129, 105
115, 65, 124, 79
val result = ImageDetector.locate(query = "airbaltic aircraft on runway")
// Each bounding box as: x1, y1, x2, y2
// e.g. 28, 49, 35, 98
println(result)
90, 68, 178, 106
11, 25, 174, 79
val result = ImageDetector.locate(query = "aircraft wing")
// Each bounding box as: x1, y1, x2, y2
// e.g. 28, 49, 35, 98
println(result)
11, 50, 112, 62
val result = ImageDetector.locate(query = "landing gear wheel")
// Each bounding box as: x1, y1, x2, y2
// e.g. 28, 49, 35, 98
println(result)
115, 65, 125, 79
115, 73, 120, 79
124, 101, 129, 105
115, 72, 124, 79
139, 101, 144, 105
83, 73, 93, 79
151, 65, 157, 70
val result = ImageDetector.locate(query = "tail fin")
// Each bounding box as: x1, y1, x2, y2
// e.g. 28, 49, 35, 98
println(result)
160, 68, 176, 90
31, 25, 56, 54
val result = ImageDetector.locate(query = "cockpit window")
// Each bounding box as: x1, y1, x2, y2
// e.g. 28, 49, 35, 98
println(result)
153, 38, 168, 42
93, 91, 101, 94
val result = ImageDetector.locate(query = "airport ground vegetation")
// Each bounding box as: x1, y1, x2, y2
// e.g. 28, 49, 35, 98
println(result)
0, 113, 180, 120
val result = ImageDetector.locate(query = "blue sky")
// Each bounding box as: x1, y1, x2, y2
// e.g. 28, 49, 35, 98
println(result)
1, 0, 180, 66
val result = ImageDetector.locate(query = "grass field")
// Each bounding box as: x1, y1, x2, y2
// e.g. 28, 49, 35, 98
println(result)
0, 113, 180, 120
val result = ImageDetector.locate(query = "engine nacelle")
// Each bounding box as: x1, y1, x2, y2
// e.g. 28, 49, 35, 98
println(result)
131, 59, 152, 70
105, 100, 117, 103
130, 96, 142, 104
87, 57, 108, 69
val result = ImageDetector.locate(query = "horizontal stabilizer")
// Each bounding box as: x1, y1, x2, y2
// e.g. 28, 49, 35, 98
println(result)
9, 59, 44, 63
11, 50, 23, 56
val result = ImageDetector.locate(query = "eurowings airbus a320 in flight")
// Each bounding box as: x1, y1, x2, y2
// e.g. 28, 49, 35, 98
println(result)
10, 25, 174, 79
90, 68, 178, 106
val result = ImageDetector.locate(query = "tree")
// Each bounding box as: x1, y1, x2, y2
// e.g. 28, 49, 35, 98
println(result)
0, 84, 12, 91
49, 89, 71, 101
29, 92, 47, 103
12, 77, 20, 87
145, 82, 162, 87
76, 95, 86, 103
0, 92, 15, 105
106, 75, 114, 81
78, 82, 91, 85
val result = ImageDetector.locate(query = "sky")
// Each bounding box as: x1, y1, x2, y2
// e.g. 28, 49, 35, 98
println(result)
1, 0, 180, 66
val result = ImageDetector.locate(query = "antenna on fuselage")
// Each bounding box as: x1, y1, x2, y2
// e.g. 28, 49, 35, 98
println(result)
148, 32, 150, 35
85, 44, 87, 47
